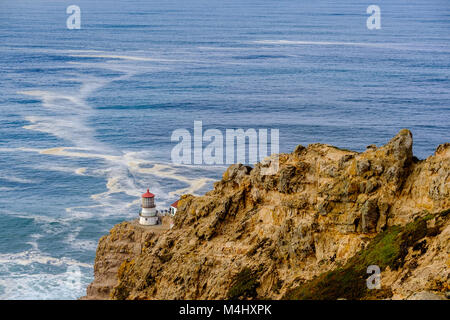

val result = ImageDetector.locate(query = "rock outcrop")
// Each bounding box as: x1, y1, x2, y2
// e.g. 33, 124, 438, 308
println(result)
84, 130, 449, 300
81, 220, 169, 300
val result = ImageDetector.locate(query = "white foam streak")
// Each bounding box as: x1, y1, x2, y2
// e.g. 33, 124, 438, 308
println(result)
128, 161, 215, 197
0, 187, 16, 191
22, 146, 215, 203
0, 174, 37, 184
0, 249, 92, 300
0, 250, 91, 268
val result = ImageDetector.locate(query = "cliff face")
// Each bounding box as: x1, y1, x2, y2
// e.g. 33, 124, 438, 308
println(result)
84, 130, 449, 300
83, 220, 169, 300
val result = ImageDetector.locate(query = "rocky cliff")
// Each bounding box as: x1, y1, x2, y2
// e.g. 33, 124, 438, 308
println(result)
83, 130, 449, 300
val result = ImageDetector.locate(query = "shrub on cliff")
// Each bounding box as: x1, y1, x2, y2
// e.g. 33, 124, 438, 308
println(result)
283, 212, 444, 300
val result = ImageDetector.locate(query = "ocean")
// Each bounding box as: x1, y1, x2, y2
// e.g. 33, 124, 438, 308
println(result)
0, 0, 449, 299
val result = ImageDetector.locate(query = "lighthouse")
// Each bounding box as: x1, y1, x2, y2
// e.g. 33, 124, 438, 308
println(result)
139, 189, 159, 225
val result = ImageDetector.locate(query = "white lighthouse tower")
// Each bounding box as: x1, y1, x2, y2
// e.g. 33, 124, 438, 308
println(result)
139, 189, 159, 225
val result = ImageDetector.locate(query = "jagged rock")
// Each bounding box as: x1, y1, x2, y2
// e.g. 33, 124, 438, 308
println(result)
361, 199, 379, 233
83, 130, 449, 300
293, 144, 305, 155
385, 129, 413, 164
364, 179, 378, 193
278, 165, 297, 194
373, 164, 384, 175
339, 154, 354, 168
357, 159, 371, 175
222, 163, 252, 184
317, 200, 329, 216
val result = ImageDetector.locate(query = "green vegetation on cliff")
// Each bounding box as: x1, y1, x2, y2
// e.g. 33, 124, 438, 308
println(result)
283, 211, 447, 300
227, 267, 260, 300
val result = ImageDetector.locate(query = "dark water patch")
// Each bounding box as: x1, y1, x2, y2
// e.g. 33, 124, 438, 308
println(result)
7, 98, 41, 105
0, 215, 36, 254
96, 102, 198, 110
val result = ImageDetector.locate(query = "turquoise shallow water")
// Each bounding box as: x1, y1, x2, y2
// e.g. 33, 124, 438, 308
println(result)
0, 0, 449, 299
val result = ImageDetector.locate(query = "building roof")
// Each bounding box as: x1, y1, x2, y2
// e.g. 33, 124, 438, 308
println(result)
170, 200, 179, 208
142, 189, 155, 198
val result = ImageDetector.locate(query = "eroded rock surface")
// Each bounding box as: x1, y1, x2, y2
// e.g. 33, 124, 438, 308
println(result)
84, 130, 449, 300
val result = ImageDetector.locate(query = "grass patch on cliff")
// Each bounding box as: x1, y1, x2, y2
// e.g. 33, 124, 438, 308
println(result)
283, 215, 433, 300
227, 267, 260, 300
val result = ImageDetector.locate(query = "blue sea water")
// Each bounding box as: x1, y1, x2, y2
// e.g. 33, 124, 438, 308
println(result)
0, 0, 449, 299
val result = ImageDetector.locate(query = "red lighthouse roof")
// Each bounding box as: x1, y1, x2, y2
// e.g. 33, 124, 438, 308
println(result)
142, 189, 155, 198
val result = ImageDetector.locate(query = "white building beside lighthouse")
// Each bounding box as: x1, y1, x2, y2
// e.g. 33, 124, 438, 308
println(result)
139, 189, 159, 225
169, 200, 179, 216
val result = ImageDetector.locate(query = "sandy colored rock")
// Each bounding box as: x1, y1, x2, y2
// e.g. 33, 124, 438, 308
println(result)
83, 130, 449, 300
407, 291, 447, 300
80, 219, 170, 299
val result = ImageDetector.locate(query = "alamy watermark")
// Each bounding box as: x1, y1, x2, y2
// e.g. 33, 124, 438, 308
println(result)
66, 5, 81, 29
366, 5, 381, 30
171, 121, 279, 175
366, 265, 381, 289
65, 5, 380, 31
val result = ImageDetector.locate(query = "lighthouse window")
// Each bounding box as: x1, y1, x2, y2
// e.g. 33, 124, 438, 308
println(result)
143, 198, 155, 207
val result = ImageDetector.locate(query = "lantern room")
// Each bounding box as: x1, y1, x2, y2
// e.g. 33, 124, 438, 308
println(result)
142, 189, 155, 208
